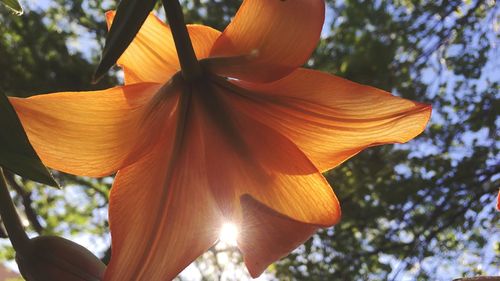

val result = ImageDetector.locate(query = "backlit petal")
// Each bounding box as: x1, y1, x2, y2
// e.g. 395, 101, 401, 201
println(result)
9, 83, 165, 177
207, 0, 325, 82
238, 195, 318, 277
106, 11, 221, 84
193, 88, 340, 227
224, 68, 432, 172
104, 91, 222, 281
106, 80, 341, 279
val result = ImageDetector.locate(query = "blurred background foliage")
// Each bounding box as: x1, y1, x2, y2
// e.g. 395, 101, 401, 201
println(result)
0, 0, 499, 280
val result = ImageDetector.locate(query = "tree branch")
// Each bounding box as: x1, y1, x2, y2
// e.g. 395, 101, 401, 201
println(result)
4, 171, 44, 234
453, 277, 500, 281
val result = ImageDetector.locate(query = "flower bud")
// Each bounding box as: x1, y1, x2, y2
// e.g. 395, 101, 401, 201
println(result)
15, 236, 105, 281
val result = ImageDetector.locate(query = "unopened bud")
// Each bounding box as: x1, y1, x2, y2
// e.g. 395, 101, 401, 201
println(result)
16, 236, 105, 281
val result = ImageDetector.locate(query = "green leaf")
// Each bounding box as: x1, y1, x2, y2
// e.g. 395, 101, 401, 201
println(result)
0, 0, 23, 15
93, 0, 157, 81
0, 92, 58, 187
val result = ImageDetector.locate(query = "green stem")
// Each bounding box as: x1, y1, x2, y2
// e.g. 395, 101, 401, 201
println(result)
162, 0, 202, 81
0, 168, 29, 252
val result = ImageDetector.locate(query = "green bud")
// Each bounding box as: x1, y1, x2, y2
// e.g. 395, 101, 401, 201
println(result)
16, 236, 105, 281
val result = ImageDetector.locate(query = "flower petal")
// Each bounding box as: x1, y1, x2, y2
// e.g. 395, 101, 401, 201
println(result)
106, 81, 340, 279
106, 11, 221, 84
225, 68, 432, 172
207, 0, 325, 82
104, 93, 222, 280
9, 83, 165, 177
193, 88, 340, 227
497, 190, 500, 211
238, 195, 318, 277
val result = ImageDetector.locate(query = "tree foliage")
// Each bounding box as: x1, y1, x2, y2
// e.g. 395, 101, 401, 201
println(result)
0, 0, 498, 280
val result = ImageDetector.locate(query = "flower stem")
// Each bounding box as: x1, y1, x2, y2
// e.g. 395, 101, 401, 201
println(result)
0, 168, 29, 252
162, 0, 202, 81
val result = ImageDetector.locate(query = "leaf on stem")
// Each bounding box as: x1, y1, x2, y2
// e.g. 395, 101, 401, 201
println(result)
0, 92, 58, 187
94, 0, 157, 81
0, 0, 23, 15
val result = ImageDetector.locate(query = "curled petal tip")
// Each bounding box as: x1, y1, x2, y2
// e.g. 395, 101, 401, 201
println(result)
238, 195, 319, 278
209, 0, 325, 82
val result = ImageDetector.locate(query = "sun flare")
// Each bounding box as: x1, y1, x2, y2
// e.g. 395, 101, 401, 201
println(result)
219, 223, 238, 247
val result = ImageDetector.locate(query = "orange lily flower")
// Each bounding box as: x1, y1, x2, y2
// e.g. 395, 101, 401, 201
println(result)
9, 0, 431, 279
